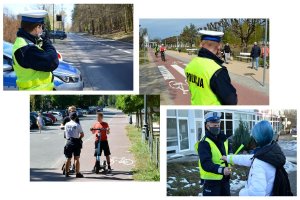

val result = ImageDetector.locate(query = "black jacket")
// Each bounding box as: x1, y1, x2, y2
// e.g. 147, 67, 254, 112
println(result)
198, 48, 238, 105
253, 141, 286, 168
250, 45, 261, 58
198, 131, 232, 180
13, 28, 59, 72
223, 45, 231, 53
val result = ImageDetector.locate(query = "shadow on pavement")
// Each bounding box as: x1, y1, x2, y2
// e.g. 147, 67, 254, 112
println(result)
244, 72, 263, 86
30, 168, 133, 181
82, 170, 133, 181
30, 168, 74, 181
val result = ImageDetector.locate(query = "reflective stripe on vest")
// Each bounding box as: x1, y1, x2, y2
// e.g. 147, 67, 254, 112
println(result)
185, 57, 222, 105
195, 138, 228, 180
12, 37, 54, 90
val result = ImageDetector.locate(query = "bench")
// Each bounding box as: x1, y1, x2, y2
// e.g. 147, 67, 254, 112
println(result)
236, 52, 251, 62
186, 48, 198, 55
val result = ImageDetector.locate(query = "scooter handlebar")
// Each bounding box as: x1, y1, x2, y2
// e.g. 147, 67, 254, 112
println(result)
90, 128, 108, 131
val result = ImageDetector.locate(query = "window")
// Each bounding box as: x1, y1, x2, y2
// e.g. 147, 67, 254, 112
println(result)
195, 110, 203, 118
167, 118, 178, 147
178, 110, 188, 117
167, 110, 176, 117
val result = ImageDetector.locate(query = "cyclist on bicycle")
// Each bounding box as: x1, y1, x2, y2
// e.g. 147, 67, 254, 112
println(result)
154, 43, 160, 57
90, 112, 112, 170
160, 44, 166, 61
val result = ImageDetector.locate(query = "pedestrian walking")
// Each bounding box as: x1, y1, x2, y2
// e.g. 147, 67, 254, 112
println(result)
250, 42, 261, 70
36, 112, 43, 133
223, 43, 231, 64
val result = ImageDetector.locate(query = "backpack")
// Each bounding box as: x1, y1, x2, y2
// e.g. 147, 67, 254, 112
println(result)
271, 166, 293, 196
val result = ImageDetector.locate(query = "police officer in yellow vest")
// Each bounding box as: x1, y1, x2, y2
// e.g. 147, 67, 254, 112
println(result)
195, 112, 232, 196
13, 10, 58, 90
185, 30, 237, 105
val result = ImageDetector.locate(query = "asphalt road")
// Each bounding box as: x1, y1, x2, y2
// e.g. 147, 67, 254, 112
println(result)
30, 108, 135, 181
53, 33, 133, 90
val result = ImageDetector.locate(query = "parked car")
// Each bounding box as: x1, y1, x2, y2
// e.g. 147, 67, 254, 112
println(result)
30, 114, 38, 129
49, 111, 63, 121
42, 113, 57, 123
43, 116, 53, 125
3, 41, 84, 90
81, 109, 88, 115
97, 107, 103, 112
88, 106, 97, 114
76, 108, 83, 117
49, 30, 67, 40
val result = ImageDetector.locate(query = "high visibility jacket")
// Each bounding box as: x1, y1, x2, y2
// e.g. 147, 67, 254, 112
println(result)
195, 137, 228, 180
185, 57, 222, 105
12, 37, 54, 90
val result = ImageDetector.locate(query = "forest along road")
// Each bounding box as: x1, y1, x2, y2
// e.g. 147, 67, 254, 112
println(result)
53, 33, 133, 91
30, 108, 135, 181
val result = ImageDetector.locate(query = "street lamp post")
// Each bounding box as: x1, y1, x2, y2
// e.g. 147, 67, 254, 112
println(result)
53, 4, 55, 44
142, 94, 148, 142
263, 19, 268, 86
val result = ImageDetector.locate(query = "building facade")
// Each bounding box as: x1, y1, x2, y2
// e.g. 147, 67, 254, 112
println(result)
167, 109, 283, 155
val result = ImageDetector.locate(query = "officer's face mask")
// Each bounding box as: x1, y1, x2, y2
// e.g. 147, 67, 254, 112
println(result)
209, 127, 220, 136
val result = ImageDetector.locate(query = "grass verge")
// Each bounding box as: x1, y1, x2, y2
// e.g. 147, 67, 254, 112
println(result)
126, 125, 160, 181
167, 161, 249, 196
139, 49, 149, 64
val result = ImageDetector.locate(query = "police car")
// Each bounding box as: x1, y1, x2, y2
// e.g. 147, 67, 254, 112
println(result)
3, 41, 84, 90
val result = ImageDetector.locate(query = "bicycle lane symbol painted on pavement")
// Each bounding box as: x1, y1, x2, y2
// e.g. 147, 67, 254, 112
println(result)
110, 157, 135, 166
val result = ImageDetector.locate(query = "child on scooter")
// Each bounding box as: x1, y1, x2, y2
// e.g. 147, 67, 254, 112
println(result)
90, 112, 111, 170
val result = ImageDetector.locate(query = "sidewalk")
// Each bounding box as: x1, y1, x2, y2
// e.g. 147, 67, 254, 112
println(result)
139, 50, 176, 105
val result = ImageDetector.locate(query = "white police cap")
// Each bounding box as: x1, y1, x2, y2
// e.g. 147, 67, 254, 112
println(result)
204, 111, 222, 122
199, 30, 224, 42
18, 10, 48, 23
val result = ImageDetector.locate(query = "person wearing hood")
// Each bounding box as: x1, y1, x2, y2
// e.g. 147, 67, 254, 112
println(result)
12, 10, 58, 90
221, 120, 286, 196
195, 112, 233, 196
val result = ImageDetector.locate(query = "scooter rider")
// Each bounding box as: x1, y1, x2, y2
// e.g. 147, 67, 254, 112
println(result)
90, 112, 111, 170
64, 112, 84, 178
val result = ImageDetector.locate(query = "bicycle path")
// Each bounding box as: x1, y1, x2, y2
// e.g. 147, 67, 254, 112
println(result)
147, 48, 269, 105
30, 108, 135, 181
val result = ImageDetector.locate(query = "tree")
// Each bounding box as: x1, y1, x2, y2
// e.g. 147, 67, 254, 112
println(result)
180, 23, 199, 47
139, 27, 148, 48
204, 19, 266, 49
232, 120, 251, 152
71, 4, 133, 35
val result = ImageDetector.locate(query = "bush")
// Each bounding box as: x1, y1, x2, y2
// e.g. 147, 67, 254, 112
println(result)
232, 120, 251, 153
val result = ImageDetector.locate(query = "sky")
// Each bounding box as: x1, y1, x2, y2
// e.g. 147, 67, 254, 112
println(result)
140, 19, 220, 39
3, 4, 74, 27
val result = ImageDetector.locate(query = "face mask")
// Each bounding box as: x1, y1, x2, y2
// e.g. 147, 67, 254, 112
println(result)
209, 127, 220, 136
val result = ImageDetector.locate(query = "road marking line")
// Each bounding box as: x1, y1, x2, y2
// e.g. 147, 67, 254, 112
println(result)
158, 65, 175, 80
118, 49, 131, 54
170, 64, 186, 77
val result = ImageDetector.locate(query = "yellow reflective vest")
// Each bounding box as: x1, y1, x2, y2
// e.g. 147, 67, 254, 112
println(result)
195, 137, 228, 180
12, 37, 54, 90
185, 57, 222, 105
